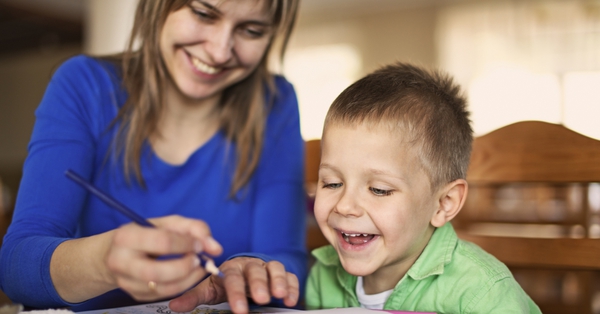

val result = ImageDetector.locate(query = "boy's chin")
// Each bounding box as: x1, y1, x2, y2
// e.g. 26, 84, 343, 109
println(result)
338, 257, 377, 277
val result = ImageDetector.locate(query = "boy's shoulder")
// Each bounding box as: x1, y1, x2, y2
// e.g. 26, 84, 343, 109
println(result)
403, 223, 540, 313
411, 223, 518, 289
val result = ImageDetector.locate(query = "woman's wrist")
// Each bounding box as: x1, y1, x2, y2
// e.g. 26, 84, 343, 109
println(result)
50, 231, 118, 303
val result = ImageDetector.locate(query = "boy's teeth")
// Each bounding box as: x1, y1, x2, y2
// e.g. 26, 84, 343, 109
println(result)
191, 57, 220, 74
341, 231, 375, 244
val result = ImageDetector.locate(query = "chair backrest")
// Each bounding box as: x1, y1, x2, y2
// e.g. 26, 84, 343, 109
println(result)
455, 120, 600, 314
304, 139, 328, 252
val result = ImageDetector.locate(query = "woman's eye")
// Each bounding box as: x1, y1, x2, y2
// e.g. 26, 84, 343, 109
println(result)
240, 26, 267, 39
370, 187, 393, 196
322, 182, 342, 190
191, 8, 216, 21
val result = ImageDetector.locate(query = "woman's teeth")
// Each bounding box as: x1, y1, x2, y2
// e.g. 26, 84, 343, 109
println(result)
191, 57, 220, 75
341, 231, 375, 244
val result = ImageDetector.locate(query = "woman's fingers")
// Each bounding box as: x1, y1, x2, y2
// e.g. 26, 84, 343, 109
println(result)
282, 272, 300, 307
104, 215, 224, 301
169, 275, 226, 312
265, 261, 288, 299
107, 250, 202, 284
113, 265, 206, 301
168, 257, 299, 314
150, 215, 223, 256
111, 223, 199, 256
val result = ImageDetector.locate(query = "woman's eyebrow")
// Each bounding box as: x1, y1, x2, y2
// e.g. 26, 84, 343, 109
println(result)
194, 0, 273, 26
194, 0, 223, 16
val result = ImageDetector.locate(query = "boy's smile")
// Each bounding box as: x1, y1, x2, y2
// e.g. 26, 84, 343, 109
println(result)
314, 122, 442, 294
336, 229, 380, 251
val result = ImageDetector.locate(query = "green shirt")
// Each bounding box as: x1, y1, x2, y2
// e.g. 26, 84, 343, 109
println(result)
306, 223, 541, 314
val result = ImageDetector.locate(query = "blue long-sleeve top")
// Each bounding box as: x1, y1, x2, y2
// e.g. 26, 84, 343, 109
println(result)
0, 56, 307, 310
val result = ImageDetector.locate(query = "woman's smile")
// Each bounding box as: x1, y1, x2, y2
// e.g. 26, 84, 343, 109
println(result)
189, 53, 222, 75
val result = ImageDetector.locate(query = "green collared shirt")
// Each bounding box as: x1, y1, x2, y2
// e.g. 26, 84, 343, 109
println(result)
306, 223, 541, 314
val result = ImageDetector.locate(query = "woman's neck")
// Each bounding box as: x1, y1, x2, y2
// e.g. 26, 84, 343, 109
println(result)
150, 86, 221, 165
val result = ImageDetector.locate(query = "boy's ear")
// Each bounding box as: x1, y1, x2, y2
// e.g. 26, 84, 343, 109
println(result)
430, 179, 468, 228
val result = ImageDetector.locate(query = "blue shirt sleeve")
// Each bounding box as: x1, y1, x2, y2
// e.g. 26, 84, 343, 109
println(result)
0, 56, 122, 307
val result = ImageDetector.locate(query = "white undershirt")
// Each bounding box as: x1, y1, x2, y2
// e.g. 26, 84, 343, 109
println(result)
356, 276, 394, 310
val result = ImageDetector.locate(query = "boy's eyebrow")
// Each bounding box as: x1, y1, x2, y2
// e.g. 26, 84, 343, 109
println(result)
367, 168, 408, 183
320, 163, 408, 183
319, 163, 338, 172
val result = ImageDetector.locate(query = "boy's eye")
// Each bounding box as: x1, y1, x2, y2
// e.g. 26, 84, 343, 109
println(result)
322, 182, 342, 190
369, 187, 393, 196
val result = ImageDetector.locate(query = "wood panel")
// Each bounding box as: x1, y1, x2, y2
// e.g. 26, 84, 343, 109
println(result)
459, 233, 600, 269
468, 121, 600, 183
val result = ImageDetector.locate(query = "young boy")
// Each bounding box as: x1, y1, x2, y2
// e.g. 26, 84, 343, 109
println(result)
305, 62, 541, 313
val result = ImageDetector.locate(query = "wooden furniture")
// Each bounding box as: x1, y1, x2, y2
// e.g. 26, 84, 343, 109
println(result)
0, 177, 15, 305
304, 139, 328, 252
455, 121, 600, 314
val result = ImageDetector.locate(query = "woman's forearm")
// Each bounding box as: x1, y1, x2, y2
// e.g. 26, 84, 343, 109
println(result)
50, 231, 117, 303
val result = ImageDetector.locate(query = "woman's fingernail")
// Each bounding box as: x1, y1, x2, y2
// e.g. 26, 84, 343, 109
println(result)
235, 300, 246, 311
276, 283, 286, 291
256, 286, 268, 296
192, 255, 200, 268
194, 240, 203, 253
206, 237, 222, 251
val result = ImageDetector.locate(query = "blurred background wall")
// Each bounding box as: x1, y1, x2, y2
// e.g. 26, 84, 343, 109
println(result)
1, 0, 599, 219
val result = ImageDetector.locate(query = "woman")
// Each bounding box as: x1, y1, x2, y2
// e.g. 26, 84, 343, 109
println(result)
0, 0, 306, 313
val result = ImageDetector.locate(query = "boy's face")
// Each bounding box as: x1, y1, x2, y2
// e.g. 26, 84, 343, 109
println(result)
314, 123, 440, 286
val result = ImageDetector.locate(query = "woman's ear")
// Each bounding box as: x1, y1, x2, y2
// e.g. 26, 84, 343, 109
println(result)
430, 179, 468, 228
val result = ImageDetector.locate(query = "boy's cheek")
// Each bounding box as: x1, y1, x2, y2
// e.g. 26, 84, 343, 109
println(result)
313, 199, 331, 232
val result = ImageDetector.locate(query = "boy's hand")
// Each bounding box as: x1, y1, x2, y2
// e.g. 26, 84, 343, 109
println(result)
168, 257, 299, 313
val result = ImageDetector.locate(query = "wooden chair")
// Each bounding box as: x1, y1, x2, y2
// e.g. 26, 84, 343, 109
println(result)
304, 139, 328, 252
454, 121, 600, 314
0, 174, 17, 305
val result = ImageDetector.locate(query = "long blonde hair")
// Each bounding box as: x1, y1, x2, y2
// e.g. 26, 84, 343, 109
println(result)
111, 0, 299, 194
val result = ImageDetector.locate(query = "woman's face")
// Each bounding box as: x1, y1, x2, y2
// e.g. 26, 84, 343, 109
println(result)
160, 0, 273, 101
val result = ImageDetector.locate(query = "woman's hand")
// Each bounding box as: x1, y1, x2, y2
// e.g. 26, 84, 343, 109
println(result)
168, 257, 299, 314
104, 215, 223, 301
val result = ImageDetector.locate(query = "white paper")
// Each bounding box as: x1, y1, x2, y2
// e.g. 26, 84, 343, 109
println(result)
76, 301, 301, 314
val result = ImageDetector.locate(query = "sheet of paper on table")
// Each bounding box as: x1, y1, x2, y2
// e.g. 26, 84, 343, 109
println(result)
72, 301, 434, 314
73, 301, 434, 314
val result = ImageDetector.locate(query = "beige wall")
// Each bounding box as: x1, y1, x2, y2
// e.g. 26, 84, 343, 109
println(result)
287, 5, 438, 139
291, 5, 438, 76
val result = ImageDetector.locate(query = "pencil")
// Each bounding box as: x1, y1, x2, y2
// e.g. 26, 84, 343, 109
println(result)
65, 169, 224, 278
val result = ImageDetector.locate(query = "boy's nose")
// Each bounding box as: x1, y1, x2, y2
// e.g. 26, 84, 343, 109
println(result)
204, 26, 234, 64
333, 190, 363, 217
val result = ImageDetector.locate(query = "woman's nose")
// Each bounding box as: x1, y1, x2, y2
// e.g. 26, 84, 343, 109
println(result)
333, 189, 363, 218
205, 25, 234, 64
